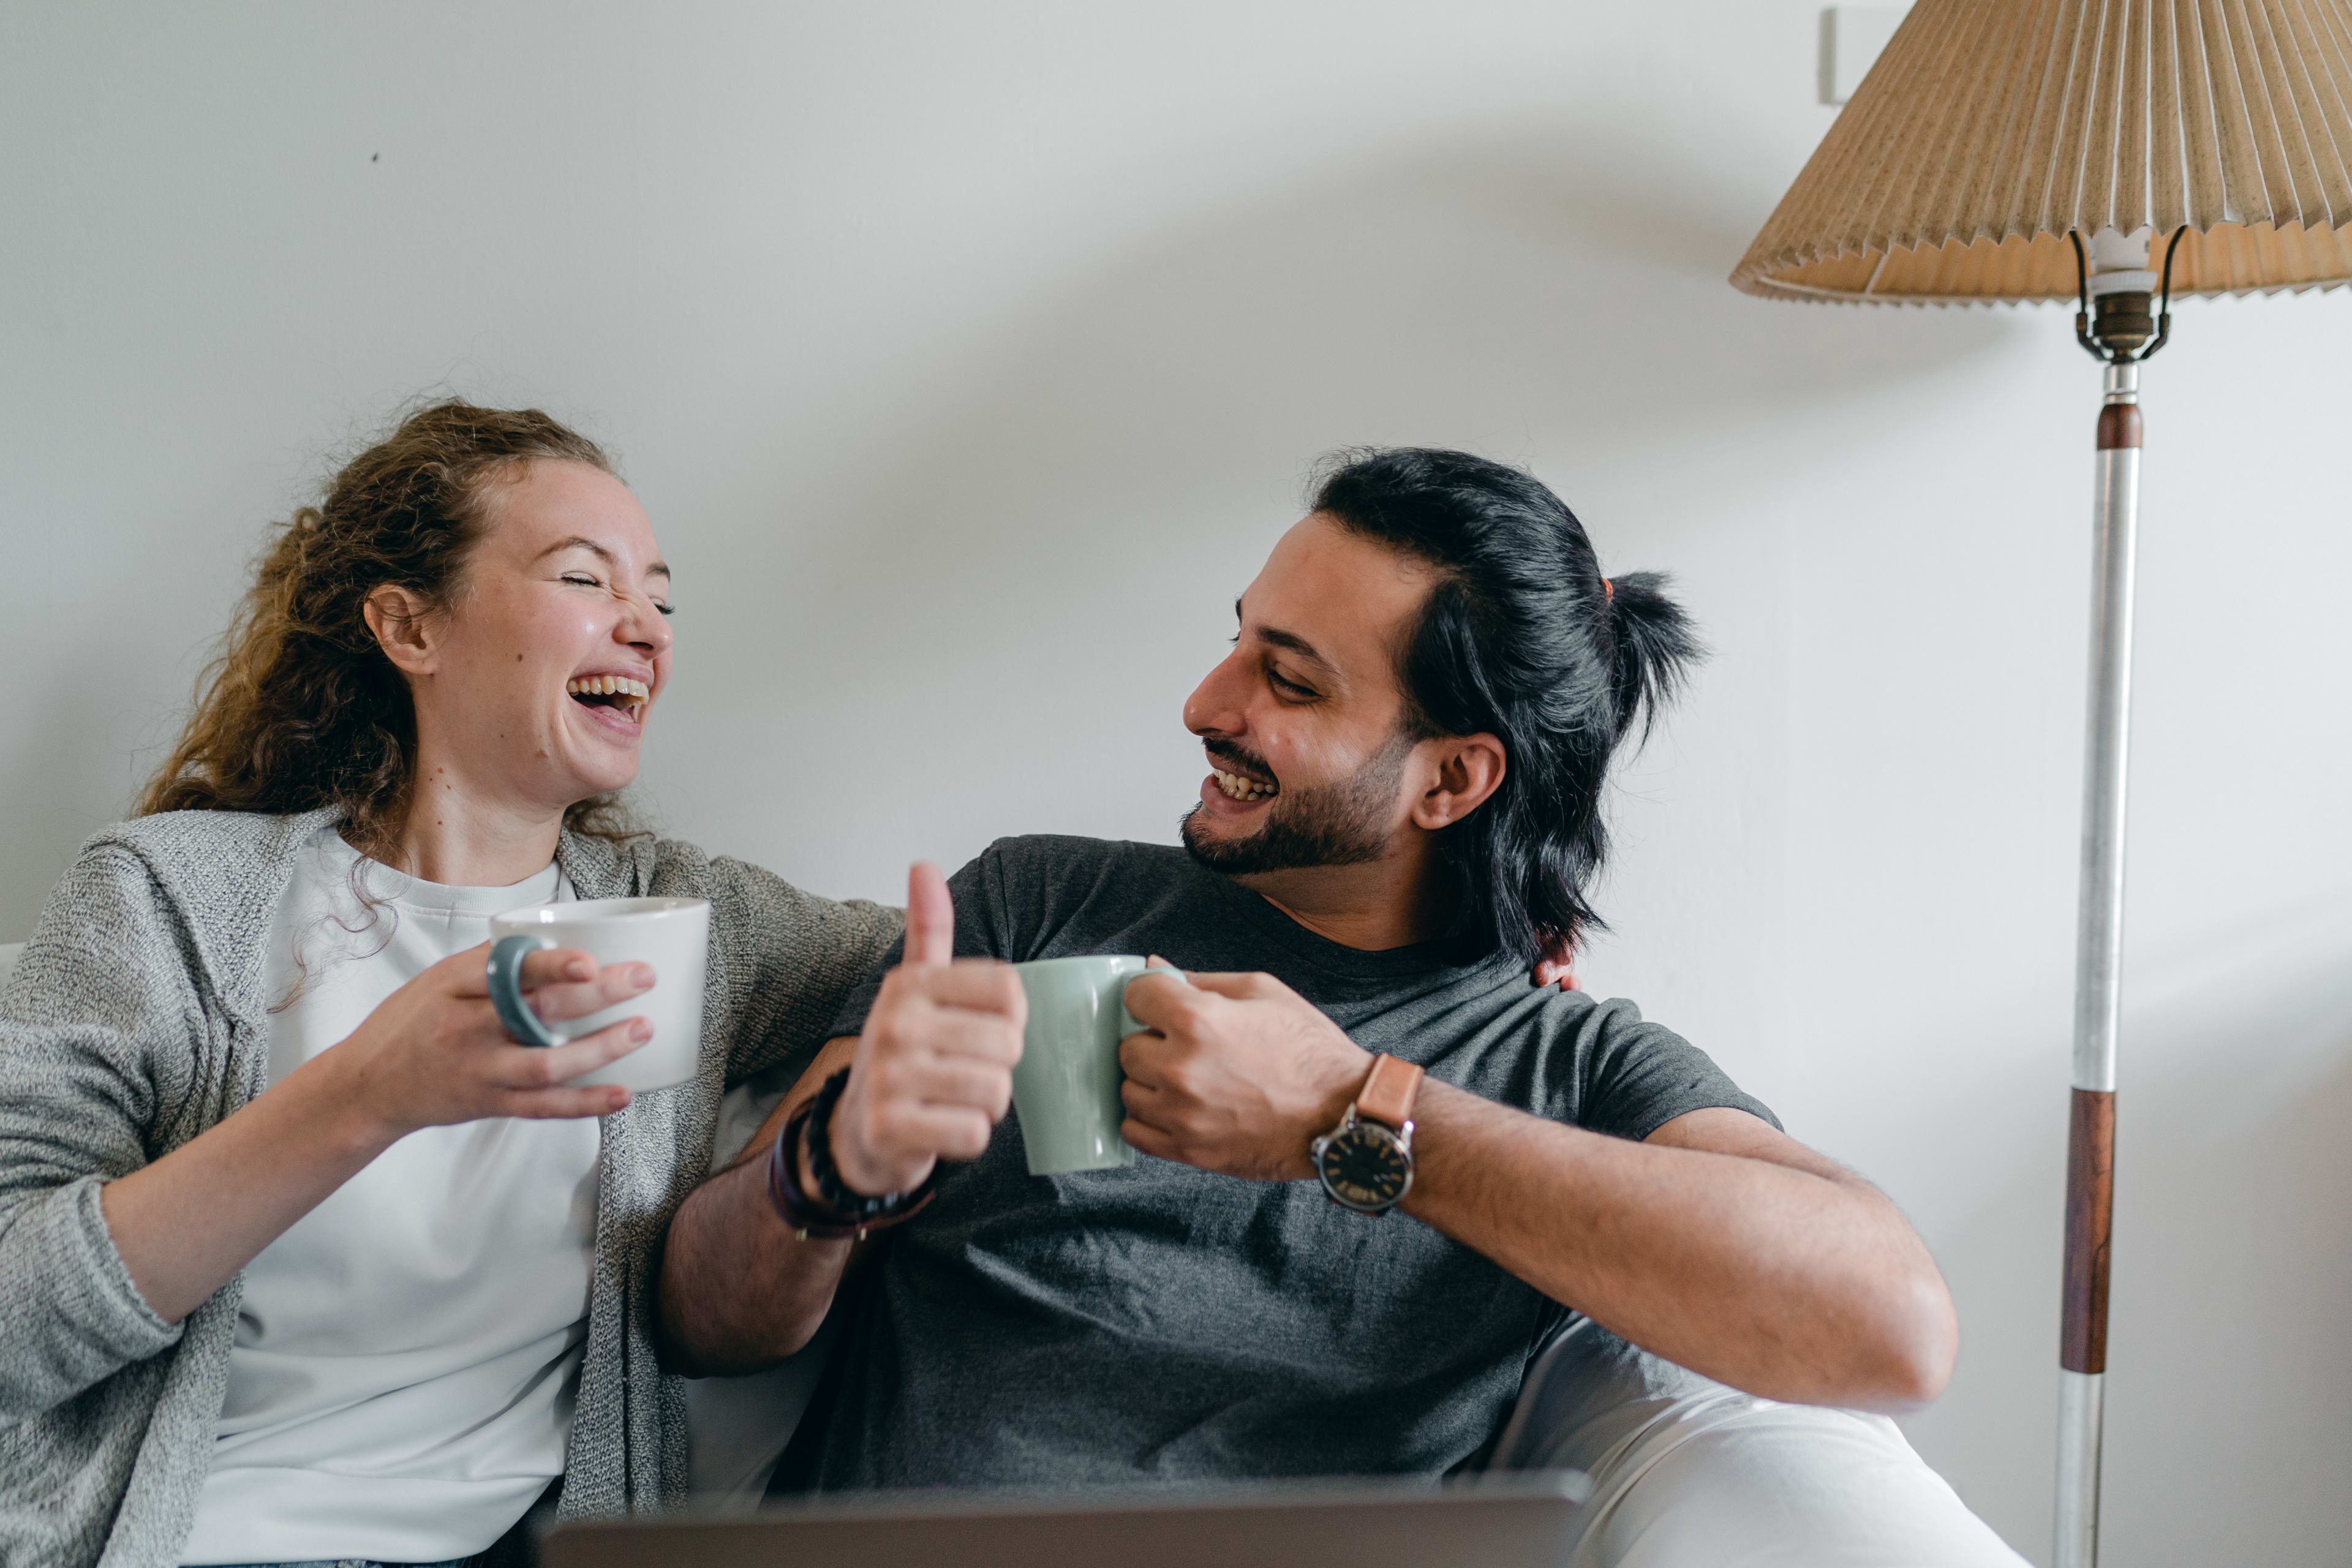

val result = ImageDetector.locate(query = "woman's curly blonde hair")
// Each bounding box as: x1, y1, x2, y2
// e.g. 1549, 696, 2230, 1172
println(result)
139, 399, 643, 856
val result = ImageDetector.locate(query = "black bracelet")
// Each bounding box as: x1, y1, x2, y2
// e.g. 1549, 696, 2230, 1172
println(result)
807, 1068, 935, 1220
766, 1097, 863, 1240
772, 1068, 937, 1237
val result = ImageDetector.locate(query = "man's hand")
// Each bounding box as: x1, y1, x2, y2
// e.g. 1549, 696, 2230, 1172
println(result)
1117, 967, 1372, 1182
829, 864, 1026, 1196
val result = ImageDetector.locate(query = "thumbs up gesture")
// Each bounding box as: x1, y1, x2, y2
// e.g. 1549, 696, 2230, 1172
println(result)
828, 864, 1028, 1197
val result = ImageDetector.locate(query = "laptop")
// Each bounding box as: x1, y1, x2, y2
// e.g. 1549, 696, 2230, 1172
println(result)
540, 1471, 1591, 1568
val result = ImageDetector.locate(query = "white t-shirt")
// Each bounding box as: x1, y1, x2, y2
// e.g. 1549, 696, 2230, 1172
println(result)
181, 827, 603, 1565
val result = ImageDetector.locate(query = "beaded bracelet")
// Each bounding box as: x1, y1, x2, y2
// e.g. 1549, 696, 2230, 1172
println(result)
765, 1068, 936, 1241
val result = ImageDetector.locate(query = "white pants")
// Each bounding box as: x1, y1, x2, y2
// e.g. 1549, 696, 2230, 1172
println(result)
1490, 1317, 2026, 1568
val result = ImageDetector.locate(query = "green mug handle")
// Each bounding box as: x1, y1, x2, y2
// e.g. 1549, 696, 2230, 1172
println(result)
488, 933, 562, 1050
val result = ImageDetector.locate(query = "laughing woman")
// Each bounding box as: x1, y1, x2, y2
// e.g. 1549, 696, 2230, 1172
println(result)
0, 402, 901, 1567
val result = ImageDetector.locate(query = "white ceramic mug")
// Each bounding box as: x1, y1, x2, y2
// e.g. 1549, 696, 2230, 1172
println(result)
488, 897, 710, 1093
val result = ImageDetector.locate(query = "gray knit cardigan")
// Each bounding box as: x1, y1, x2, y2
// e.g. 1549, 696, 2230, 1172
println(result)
0, 808, 903, 1568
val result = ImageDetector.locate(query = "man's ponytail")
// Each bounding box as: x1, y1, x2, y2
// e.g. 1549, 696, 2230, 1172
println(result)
1311, 447, 1707, 962
1601, 570, 1703, 747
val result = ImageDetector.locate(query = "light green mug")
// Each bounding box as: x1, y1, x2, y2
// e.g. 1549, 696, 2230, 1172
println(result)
1011, 954, 1157, 1177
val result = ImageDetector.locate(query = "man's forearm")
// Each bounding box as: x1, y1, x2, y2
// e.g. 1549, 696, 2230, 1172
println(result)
658, 1150, 853, 1376
1400, 1087, 1956, 1413
660, 909, 1031, 1374
657, 1074, 855, 1376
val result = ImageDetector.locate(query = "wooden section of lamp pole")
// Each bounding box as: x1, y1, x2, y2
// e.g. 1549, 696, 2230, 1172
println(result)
2097, 404, 2143, 450
2060, 1087, 2117, 1374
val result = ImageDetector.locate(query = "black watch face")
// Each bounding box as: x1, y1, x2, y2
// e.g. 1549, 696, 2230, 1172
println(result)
1317, 1123, 1411, 1210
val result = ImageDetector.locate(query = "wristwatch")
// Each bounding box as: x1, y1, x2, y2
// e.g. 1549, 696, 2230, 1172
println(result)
1311, 1054, 1425, 1216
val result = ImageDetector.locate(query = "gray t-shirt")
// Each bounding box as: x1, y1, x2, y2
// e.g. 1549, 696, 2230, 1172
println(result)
788, 835, 1775, 1493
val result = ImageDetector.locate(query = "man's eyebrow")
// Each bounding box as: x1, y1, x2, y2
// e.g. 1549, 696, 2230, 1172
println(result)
537, 535, 671, 579
1234, 597, 1335, 671
1255, 625, 1335, 672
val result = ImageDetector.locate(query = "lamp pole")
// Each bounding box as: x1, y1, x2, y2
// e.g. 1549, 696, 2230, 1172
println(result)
1731, 4, 2352, 1558
2056, 351, 2135, 1568
2054, 225, 2177, 1568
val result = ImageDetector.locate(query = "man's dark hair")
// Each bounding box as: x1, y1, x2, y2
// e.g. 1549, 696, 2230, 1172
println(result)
1310, 447, 1702, 963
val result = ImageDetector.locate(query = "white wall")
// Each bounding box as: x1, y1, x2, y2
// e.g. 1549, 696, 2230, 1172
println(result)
4, 4, 2347, 1561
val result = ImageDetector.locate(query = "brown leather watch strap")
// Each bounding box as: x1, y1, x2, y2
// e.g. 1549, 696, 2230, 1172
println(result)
1355, 1054, 1424, 1131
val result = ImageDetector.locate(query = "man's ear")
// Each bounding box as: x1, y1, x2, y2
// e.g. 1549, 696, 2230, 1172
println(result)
1410, 733, 1506, 831
363, 585, 440, 678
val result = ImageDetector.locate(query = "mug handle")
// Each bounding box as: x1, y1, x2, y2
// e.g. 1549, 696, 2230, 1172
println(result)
488, 933, 563, 1050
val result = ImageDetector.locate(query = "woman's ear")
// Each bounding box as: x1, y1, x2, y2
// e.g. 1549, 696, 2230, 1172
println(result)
1410, 733, 1507, 831
363, 586, 439, 677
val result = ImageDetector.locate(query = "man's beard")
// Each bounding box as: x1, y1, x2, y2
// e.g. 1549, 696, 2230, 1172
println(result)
1180, 732, 1412, 876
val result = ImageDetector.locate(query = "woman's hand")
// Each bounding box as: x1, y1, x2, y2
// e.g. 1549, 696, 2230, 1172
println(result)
322, 942, 654, 1138
102, 942, 654, 1324
1532, 933, 1578, 990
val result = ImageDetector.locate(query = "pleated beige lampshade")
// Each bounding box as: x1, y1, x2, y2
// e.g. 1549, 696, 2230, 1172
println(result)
1733, 0, 2352, 303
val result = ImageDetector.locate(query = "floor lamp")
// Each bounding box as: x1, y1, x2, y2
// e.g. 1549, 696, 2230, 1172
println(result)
1728, 2, 2351, 1563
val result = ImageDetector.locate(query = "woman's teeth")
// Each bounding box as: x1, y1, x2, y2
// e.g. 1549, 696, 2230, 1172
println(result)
1213, 768, 1276, 801
567, 675, 650, 718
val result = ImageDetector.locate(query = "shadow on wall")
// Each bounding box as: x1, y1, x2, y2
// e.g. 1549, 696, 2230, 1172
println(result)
1909, 904, 2352, 1567
0, 656, 159, 938
688, 117, 2021, 693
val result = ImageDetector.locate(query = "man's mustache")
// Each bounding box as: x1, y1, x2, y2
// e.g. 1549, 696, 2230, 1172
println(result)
1203, 739, 1278, 785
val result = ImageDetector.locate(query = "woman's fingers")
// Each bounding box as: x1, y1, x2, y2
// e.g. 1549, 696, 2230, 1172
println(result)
523, 962, 655, 1023
503, 1084, 635, 1120
350, 946, 654, 1135
515, 946, 599, 990
445, 942, 595, 998
486, 1017, 649, 1088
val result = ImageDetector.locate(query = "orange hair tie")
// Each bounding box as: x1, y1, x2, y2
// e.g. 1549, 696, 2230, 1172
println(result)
1602, 577, 1615, 603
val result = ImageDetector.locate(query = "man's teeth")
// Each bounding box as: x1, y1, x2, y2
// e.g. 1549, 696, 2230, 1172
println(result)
1213, 768, 1276, 801
565, 676, 650, 715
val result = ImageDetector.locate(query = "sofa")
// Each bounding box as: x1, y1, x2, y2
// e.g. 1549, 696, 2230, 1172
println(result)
0, 936, 2021, 1565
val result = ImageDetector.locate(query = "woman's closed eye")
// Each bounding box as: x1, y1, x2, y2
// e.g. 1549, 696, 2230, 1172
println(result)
564, 571, 675, 616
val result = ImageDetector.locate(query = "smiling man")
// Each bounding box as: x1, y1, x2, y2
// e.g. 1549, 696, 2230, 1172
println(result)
658, 449, 2021, 1564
